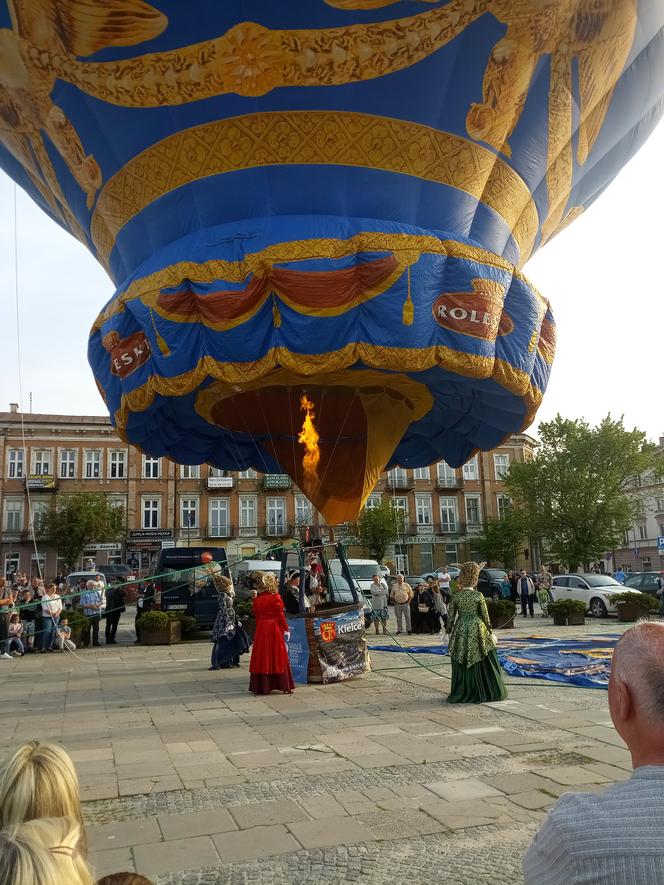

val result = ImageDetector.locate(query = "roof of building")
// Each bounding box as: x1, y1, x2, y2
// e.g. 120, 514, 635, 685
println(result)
0, 411, 111, 426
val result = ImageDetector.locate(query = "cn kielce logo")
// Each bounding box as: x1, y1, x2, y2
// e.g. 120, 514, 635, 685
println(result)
432, 278, 512, 339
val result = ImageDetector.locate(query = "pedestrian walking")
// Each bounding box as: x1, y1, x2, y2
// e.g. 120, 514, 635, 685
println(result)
518, 569, 536, 618
248, 573, 294, 695
389, 574, 413, 635
447, 561, 507, 704
104, 579, 125, 644
437, 567, 452, 603
508, 569, 518, 603
369, 573, 389, 635
209, 575, 250, 670
0, 577, 14, 660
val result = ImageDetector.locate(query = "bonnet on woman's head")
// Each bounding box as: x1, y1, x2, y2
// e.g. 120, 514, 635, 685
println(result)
457, 561, 485, 589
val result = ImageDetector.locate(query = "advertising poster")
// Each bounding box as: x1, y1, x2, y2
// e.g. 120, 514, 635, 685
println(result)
285, 616, 309, 684
313, 608, 370, 684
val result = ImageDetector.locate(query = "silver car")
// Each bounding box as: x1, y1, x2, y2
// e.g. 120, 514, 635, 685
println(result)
551, 574, 641, 617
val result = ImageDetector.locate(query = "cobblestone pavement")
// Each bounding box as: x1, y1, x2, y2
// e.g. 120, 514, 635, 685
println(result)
0, 618, 633, 884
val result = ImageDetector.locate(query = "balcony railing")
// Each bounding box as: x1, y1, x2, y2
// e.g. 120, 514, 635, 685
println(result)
237, 525, 259, 537
466, 521, 483, 534
435, 475, 464, 490
263, 522, 291, 538
386, 475, 414, 489
208, 524, 232, 538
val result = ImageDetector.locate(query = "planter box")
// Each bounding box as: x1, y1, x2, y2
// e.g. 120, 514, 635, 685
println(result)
567, 612, 585, 626
141, 621, 181, 645
552, 612, 567, 626
617, 603, 650, 623
489, 612, 514, 629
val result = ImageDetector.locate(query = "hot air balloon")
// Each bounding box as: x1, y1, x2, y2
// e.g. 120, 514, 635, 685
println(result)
1, 0, 663, 524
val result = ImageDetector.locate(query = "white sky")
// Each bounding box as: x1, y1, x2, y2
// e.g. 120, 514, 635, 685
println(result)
0, 122, 662, 444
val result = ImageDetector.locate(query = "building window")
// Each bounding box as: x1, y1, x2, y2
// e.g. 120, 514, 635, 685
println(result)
267, 498, 286, 535
419, 543, 434, 574
642, 556, 652, 570
638, 524, 648, 540
295, 495, 313, 526
181, 498, 198, 529
142, 498, 160, 529
387, 467, 408, 487
59, 450, 76, 479
365, 495, 381, 510
413, 466, 430, 480
210, 499, 230, 537
656, 498, 664, 513
462, 456, 478, 481
4, 500, 23, 532
31, 501, 50, 533
33, 450, 52, 475
436, 461, 456, 486
465, 495, 481, 526
239, 497, 257, 530
494, 454, 510, 480
84, 450, 102, 479
238, 469, 257, 479
445, 543, 458, 563
143, 456, 160, 479
108, 451, 126, 479
497, 495, 511, 520
415, 495, 433, 526
390, 496, 408, 518
4, 553, 20, 579
8, 449, 24, 478
181, 465, 200, 479
659, 522, 664, 537
439, 497, 458, 532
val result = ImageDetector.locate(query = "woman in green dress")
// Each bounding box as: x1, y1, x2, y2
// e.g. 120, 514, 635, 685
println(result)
447, 561, 507, 704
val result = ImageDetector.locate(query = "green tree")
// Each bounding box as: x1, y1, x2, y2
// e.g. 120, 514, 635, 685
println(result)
43, 493, 126, 570
473, 511, 527, 569
506, 415, 662, 572
356, 501, 405, 563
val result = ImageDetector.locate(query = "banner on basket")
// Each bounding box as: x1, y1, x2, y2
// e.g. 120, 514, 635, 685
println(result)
285, 616, 309, 684
313, 608, 369, 684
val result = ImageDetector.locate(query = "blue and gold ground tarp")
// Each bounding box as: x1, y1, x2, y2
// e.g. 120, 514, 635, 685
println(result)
369, 635, 620, 689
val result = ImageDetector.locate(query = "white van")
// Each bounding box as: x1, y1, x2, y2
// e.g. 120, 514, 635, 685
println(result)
329, 558, 382, 595
231, 559, 282, 601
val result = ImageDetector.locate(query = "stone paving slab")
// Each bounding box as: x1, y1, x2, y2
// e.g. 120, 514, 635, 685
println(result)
0, 618, 642, 883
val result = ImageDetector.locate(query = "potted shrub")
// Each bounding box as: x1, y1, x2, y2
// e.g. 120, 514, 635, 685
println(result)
486, 598, 516, 629
548, 598, 587, 626
167, 611, 198, 637
65, 608, 90, 646
137, 610, 181, 645
612, 592, 658, 623
234, 599, 256, 640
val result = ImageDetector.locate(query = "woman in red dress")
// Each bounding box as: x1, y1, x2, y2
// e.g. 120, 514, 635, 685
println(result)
249, 573, 295, 695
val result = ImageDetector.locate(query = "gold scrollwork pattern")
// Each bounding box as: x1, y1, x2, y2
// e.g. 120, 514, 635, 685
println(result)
90, 111, 539, 268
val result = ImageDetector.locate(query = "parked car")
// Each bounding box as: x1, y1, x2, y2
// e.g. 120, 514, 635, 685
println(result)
624, 571, 664, 597
231, 559, 282, 601
98, 563, 136, 583
425, 565, 461, 581
65, 571, 107, 609
326, 573, 372, 627
551, 573, 642, 617
330, 558, 382, 594
476, 568, 508, 600
151, 546, 229, 629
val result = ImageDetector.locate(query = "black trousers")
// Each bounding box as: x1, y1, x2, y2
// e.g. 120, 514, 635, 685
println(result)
105, 611, 121, 642
521, 593, 534, 617
0, 612, 8, 653
83, 615, 101, 646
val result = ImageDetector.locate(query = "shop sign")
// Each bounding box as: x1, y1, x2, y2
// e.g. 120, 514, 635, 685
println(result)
207, 476, 233, 488
263, 474, 291, 489
129, 529, 173, 539
26, 474, 56, 490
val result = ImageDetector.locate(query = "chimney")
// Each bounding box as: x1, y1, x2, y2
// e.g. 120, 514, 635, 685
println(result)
9, 403, 18, 413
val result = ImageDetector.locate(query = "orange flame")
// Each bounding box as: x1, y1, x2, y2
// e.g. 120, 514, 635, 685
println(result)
298, 394, 320, 486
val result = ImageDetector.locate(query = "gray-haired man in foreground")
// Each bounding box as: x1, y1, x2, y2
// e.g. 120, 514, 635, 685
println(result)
524, 621, 664, 884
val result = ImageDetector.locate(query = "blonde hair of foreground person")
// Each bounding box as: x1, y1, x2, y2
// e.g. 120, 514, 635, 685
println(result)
0, 817, 92, 885
0, 740, 87, 855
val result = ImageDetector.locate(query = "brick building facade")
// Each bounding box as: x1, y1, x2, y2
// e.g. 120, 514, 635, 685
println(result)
0, 404, 536, 578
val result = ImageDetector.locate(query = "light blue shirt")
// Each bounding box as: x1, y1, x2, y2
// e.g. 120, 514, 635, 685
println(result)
80, 588, 105, 617
524, 766, 664, 884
